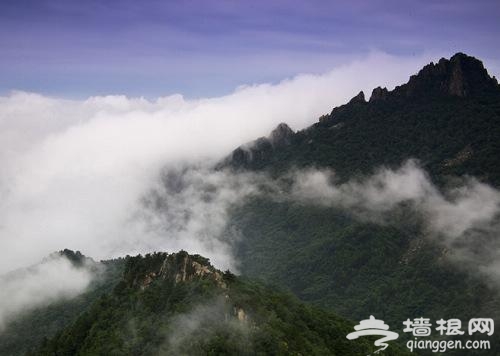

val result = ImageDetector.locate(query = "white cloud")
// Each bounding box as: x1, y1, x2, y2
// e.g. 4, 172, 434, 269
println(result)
289, 160, 500, 280
160, 297, 249, 354
129, 167, 265, 272
290, 160, 500, 239
0, 255, 94, 330
0, 52, 438, 273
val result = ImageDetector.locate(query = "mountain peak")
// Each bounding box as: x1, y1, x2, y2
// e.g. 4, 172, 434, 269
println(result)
269, 122, 294, 146
43, 248, 96, 268
369, 86, 389, 102
397, 52, 498, 98
348, 91, 366, 104
223, 52, 500, 172
222, 122, 295, 169
124, 251, 228, 290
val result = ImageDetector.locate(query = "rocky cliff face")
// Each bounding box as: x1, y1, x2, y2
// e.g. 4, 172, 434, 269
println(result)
369, 86, 389, 102
126, 251, 227, 290
269, 122, 294, 147
348, 90, 366, 104
393, 52, 499, 98
223, 122, 295, 168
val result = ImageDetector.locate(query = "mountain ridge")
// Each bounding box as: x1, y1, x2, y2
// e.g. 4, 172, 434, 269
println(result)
221, 52, 500, 355
30, 250, 404, 356
224, 52, 500, 186
1, 52, 499, 355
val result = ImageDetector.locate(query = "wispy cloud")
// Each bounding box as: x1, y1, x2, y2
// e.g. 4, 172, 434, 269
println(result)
289, 160, 500, 282
0, 254, 94, 330
159, 297, 250, 354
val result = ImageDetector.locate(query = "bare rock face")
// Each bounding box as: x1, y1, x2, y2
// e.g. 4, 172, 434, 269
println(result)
223, 122, 295, 168
398, 52, 498, 98
348, 91, 366, 104
130, 251, 228, 290
369, 87, 389, 102
442, 145, 473, 168
269, 123, 294, 147
234, 307, 247, 322
448, 55, 466, 97
166, 255, 226, 288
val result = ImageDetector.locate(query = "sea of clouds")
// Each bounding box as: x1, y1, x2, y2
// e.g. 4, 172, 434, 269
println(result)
0, 52, 436, 273
4, 51, 500, 324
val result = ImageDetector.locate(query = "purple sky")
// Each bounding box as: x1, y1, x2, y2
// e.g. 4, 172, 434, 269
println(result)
1, 0, 499, 97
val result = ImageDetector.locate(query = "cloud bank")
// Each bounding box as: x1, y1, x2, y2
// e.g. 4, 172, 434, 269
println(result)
135, 168, 265, 272
290, 160, 500, 238
0, 52, 436, 273
0, 254, 94, 330
289, 160, 500, 280
138, 159, 500, 281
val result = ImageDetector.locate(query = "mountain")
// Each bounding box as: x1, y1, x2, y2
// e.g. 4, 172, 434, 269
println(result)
1, 53, 499, 355
29, 251, 407, 356
0, 251, 125, 356
226, 53, 500, 185
220, 53, 500, 353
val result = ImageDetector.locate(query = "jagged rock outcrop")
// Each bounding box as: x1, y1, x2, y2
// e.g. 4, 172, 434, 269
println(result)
369, 86, 389, 102
55, 249, 95, 268
348, 91, 366, 104
394, 52, 499, 98
223, 122, 295, 168
222, 52, 500, 180
127, 251, 227, 290
269, 122, 294, 147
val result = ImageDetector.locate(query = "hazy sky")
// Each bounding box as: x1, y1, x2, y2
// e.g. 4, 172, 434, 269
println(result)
1, 0, 499, 97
